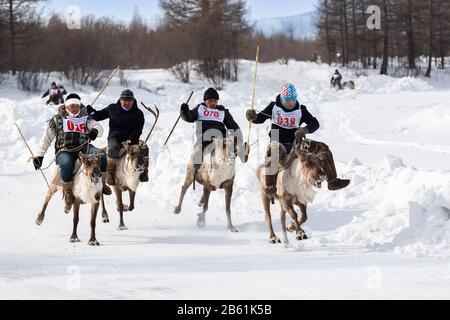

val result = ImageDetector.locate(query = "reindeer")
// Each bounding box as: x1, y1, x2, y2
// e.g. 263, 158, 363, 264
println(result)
100, 102, 159, 230
343, 80, 356, 90
100, 141, 147, 230
257, 142, 325, 244
35, 153, 104, 245
174, 137, 239, 232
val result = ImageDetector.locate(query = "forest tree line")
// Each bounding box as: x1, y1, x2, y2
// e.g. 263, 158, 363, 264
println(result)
315, 0, 450, 76
0, 0, 319, 90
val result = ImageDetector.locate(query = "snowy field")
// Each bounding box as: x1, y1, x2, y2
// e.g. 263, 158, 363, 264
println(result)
1, 61, 450, 299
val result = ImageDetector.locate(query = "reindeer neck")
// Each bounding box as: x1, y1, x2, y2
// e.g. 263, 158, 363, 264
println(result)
290, 159, 309, 186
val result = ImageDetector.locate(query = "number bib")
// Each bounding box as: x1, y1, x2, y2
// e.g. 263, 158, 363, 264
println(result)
50, 89, 59, 96
63, 116, 88, 134
197, 105, 225, 123
272, 105, 301, 129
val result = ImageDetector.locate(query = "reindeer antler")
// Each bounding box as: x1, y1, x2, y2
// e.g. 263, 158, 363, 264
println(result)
141, 102, 160, 144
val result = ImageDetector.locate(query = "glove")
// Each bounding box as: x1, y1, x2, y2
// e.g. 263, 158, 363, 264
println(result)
86, 105, 95, 115
295, 127, 309, 141
180, 103, 189, 114
89, 129, 98, 141
246, 109, 257, 122
33, 157, 44, 170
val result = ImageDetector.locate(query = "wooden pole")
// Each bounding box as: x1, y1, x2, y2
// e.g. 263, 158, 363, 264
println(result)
15, 123, 51, 192
245, 41, 261, 156
163, 91, 194, 146
90, 65, 120, 107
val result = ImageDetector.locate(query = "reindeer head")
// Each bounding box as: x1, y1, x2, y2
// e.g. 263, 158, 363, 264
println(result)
211, 137, 237, 165
295, 142, 325, 189
78, 152, 102, 184
123, 140, 146, 173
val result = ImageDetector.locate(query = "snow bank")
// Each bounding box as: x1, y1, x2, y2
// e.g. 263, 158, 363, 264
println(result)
313, 156, 450, 256
355, 75, 433, 94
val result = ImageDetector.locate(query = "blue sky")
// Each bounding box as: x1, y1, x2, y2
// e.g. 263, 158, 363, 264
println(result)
44, 0, 317, 24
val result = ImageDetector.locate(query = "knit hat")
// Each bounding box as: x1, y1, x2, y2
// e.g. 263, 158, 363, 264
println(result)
120, 89, 134, 100
203, 88, 219, 101
280, 83, 297, 101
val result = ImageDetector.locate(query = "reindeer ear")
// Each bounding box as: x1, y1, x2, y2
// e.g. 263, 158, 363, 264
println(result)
123, 140, 132, 152
78, 152, 86, 162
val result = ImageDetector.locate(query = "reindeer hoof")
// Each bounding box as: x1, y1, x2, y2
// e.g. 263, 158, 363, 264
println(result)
296, 230, 308, 241
117, 225, 128, 231
36, 216, 44, 226
70, 236, 81, 243
196, 214, 206, 228
196, 220, 206, 228
269, 236, 281, 244
174, 207, 181, 214
102, 217, 110, 223
228, 226, 238, 233
64, 203, 72, 214
88, 239, 100, 246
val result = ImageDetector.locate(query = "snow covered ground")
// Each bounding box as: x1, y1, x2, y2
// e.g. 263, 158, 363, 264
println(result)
1, 61, 450, 299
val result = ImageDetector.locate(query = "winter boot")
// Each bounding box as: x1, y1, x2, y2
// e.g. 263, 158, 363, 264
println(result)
106, 158, 118, 186
62, 181, 75, 213
319, 145, 350, 191
139, 157, 149, 182
101, 172, 112, 195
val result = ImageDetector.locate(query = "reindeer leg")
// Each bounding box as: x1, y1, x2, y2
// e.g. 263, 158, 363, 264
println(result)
224, 181, 237, 232
101, 194, 110, 224
285, 199, 307, 241
197, 186, 210, 228
128, 190, 136, 212
174, 166, 194, 214
88, 202, 100, 246
280, 207, 289, 245
298, 203, 308, 240
70, 202, 81, 243
262, 190, 280, 244
36, 185, 57, 226
198, 194, 205, 207
287, 202, 308, 233
114, 187, 127, 230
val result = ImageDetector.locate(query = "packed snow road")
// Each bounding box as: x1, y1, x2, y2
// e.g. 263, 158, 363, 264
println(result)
1, 61, 450, 299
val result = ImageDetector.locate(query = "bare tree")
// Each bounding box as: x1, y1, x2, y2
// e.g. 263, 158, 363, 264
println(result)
425, 0, 435, 77
0, 0, 44, 75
